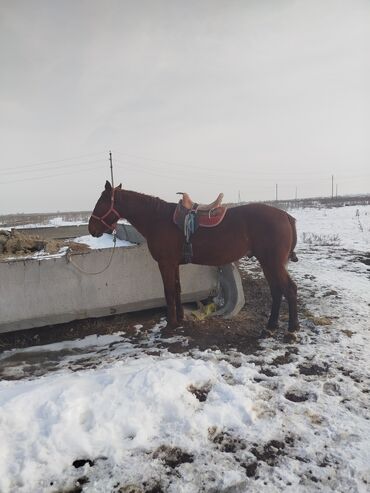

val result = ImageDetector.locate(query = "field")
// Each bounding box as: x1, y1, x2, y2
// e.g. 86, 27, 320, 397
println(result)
0, 201, 369, 493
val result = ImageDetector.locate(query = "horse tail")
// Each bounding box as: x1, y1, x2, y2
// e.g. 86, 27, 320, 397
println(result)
287, 213, 298, 262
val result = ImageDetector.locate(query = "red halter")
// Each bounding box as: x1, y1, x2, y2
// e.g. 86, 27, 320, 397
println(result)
91, 187, 121, 231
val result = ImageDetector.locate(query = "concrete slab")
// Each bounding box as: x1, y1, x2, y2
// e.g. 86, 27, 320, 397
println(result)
215, 264, 246, 318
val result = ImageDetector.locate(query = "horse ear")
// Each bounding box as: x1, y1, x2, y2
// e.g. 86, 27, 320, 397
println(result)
105, 181, 112, 192
118, 183, 122, 189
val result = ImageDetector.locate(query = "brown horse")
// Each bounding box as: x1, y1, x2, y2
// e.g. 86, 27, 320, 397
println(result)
88, 181, 299, 335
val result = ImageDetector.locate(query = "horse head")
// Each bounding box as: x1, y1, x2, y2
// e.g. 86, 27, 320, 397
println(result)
88, 180, 122, 237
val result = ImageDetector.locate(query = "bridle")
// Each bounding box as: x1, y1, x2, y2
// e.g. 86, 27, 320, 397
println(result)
91, 187, 121, 232
68, 186, 121, 275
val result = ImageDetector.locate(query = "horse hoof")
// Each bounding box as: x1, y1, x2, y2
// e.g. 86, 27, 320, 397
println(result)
283, 331, 298, 343
289, 323, 300, 332
166, 321, 179, 330
260, 329, 275, 339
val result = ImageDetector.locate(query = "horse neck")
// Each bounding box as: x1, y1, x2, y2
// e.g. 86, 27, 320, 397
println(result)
116, 190, 173, 237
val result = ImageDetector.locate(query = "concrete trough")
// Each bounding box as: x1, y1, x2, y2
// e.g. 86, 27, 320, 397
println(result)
14, 224, 89, 240
0, 225, 245, 333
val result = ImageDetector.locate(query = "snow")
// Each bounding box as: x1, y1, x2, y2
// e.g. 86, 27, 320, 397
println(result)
291, 204, 370, 253
14, 217, 130, 229
0, 352, 258, 492
0, 204, 369, 492
72, 233, 133, 249
16, 217, 87, 228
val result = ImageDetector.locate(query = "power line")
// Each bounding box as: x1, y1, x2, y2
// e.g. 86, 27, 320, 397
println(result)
0, 165, 104, 185
113, 157, 292, 183
114, 159, 370, 190
2, 148, 369, 185
0, 151, 106, 173
113, 150, 324, 177
0, 159, 104, 177
113, 149, 370, 179
1, 149, 368, 198
113, 160, 272, 190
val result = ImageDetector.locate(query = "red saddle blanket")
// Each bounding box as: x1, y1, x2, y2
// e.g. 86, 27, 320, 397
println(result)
173, 202, 227, 230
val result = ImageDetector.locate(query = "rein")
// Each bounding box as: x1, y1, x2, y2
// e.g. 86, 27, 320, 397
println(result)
66, 232, 117, 275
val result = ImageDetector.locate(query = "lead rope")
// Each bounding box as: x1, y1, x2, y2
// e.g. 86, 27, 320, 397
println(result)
66, 231, 117, 275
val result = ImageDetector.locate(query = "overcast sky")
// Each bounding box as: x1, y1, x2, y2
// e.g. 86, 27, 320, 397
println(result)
0, 0, 369, 214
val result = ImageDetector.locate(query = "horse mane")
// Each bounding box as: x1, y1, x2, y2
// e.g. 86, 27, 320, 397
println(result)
124, 189, 176, 217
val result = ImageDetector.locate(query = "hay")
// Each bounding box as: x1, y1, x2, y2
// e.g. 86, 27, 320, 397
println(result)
0, 230, 90, 259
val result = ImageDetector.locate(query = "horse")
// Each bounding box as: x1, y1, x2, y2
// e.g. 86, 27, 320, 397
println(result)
88, 181, 299, 336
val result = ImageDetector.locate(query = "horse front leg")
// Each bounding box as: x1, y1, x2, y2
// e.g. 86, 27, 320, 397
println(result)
158, 261, 178, 328
175, 265, 184, 324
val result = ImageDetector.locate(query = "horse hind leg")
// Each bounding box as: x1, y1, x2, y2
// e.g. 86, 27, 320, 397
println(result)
283, 273, 299, 333
261, 264, 283, 335
261, 261, 299, 334
268, 285, 283, 332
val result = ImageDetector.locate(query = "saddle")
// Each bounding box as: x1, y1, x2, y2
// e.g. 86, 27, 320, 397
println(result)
179, 192, 224, 212
173, 192, 227, 263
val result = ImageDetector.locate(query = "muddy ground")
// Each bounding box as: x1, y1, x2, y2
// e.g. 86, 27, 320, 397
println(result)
0, 263, 292, 355
1, 255, 369, 493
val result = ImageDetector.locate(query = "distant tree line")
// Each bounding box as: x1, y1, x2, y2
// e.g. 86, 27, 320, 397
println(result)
1, 194, 369, 228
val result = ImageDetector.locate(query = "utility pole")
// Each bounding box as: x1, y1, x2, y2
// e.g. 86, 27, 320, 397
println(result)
331, 174, 334, 199
238, 190, 241, 203
275, 184, 278, 201
109, 151, 114, 187
295, 186, 298, 200
336, 184, 338, 198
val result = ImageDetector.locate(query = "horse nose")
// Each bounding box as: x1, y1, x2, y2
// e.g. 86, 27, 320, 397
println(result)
88, 218, 101, 237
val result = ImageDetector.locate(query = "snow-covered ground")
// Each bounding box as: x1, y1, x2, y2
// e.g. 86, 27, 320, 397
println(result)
0, 205, 369, 493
